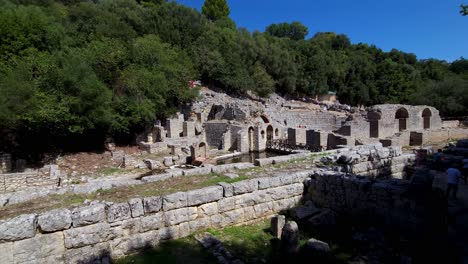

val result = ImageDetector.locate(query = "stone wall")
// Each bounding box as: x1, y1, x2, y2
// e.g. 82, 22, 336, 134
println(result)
0, 165, 60, 194
204, 121, 229, 150
0, 153, 12, 173
304, 170, 445, 235
0, 173, 309, 263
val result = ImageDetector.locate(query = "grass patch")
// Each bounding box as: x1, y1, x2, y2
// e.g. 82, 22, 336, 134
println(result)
97, 167, 123, 176
115, 236, 217, 264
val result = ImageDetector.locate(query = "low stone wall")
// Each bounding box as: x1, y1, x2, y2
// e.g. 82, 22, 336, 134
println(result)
304, 170, 445, 235
0, 172, 309, 263
0, 165, 60, 194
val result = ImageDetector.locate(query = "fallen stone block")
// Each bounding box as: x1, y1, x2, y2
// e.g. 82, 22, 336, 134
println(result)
304, 238, 330, 256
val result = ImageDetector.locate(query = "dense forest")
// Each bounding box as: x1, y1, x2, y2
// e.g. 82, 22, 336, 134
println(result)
0, 0, 467, 156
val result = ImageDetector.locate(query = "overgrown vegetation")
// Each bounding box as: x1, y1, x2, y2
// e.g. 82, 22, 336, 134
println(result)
0, 0, 467, 157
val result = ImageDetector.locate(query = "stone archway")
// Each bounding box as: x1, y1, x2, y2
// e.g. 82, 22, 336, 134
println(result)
395, 108, 409, 132
248, 127, 254, 152
422, 108, 432, 129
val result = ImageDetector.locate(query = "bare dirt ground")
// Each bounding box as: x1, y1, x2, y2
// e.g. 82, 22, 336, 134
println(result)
55, 146, 140, 177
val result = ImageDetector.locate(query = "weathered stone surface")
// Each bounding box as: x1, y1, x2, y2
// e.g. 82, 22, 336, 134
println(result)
258, 177, 281, 190
162, 192, 188, 211
164, 207, 198, 226
187, 186, 223, 206
179, 222, 191, 238
163, 157, 174, 167
273, 196, 302, 212
143, 196, 162, 214
0, 242, 13, 264
140, 213, 164, 232
38, 208, 72, 232
64, 223, 115, 249
111, 231, 158, 257
231, 179, 258, 195
71, 204, 106, 227
217, 182, 234, 197
141, 173, 172, 183
267, 183, 303, 200
0, 214, 36, 242
183, 166, 212, 176
304, 238, 330, 255
290, 201, 319, 220
211, 208, 245, 228
107, 202, 131, 223
281, 221, 299, 254
254, 202, 273, 218
128, 198, 144, 217
195, 232, 244, 264
13, 232, 65, 264
198, 202, 219, 217
64, 242, 110, 264
307, 209, 337, 227
271, 215, 286, 239
158, 225, 180, 240
189, 217, 211, 233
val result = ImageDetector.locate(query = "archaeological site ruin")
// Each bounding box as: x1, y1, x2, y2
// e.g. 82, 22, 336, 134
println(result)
0, 88, 467, 263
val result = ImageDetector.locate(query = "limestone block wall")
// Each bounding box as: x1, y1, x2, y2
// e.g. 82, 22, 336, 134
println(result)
0, 173, 309, 263
304, 171, 445, 234
270, 111, 345, 132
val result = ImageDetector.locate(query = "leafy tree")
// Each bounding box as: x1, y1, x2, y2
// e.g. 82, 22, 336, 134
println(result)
265, 21, 308, 40
202, 0, 230, 21
461, 4, 468, 16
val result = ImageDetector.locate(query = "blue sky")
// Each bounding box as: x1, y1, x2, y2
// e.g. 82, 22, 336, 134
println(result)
177, 0, 467, 62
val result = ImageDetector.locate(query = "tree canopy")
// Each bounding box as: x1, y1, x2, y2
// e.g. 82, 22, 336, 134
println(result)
0, 0, 466, 156
202, 0, 230, 21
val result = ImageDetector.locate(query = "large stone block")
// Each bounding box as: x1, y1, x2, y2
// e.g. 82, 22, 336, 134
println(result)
258, 177, 282, 190
64, 242, 110, 264
189, 217, 211, 233
158, 225, 180, 241
0, 214, 36, 242
0, 242, 13, 264
128, 198, 144, 218
198, 202, 219, 217
111, 231, 158, 258
162, 192, 188, 211
140, 212, 164, 232
231, 179, 258, 195
254, 202, 273, 218
217, 182, 234, 197
64, 223, 115, 249
108, 202, 131, 223
143, 196, 162, 214
164, 207, 198, 226
187, 186, 223, 206
13, 232, 65, 264
38, 208, 72, 232
71, 204, 106, 227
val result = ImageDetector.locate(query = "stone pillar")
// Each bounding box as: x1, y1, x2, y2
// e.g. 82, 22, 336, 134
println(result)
288, 128, 306, 145
183, 121, 196, 137
306, 130, 328, 150
281, 221, 299, 254
271, 215, 286, 239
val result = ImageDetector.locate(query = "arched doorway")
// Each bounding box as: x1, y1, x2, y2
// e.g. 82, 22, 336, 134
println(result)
395, 108, 409, 132
422, 108, 432, 129
198, 142, 207, 159
248, 127, 254, 152
266, 125, 274, 143
368, 111, 381, 138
